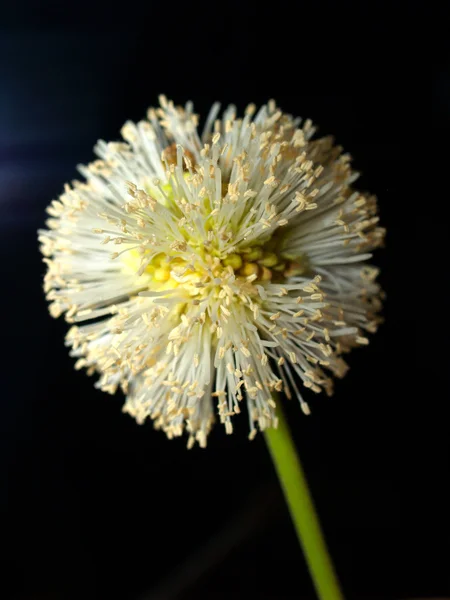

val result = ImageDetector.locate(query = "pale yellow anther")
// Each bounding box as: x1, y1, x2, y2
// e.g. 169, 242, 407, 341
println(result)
240, 262, 259, 277
153, 267, 170, 282
246, 247, 263, 261
259, 252, 278, 267
260, 266, 273, 281
223, 253, 243, 270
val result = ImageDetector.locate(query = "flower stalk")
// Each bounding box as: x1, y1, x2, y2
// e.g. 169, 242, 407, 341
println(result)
264, 401, 344, 600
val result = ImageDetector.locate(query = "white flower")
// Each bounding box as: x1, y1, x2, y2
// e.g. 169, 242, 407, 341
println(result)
39, 96, 384, 447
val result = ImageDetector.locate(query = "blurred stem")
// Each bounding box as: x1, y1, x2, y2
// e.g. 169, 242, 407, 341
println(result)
264, 401, 344, 600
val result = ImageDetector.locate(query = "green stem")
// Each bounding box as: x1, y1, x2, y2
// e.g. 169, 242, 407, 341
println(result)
264, 402, 344, 600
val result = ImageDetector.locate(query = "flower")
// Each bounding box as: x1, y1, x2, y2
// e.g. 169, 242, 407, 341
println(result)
39, 96, 384, 447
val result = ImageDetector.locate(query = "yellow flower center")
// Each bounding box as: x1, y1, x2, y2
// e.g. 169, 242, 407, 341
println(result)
121, 175, 310, 299
122, 244, 309, 297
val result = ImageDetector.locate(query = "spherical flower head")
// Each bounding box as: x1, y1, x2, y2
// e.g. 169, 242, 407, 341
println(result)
39, 96, 385, 448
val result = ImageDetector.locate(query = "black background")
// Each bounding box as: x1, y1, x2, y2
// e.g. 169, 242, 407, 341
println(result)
1, 2, 443, 599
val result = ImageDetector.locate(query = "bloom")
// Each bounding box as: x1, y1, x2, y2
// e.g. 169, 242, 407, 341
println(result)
39, 96, 384, 447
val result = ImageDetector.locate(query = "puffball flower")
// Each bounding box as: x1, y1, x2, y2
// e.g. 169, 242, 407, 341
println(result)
39, 96, 384, 447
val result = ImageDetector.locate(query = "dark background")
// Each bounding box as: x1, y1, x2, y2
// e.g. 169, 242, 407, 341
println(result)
1, 2, 443, 599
